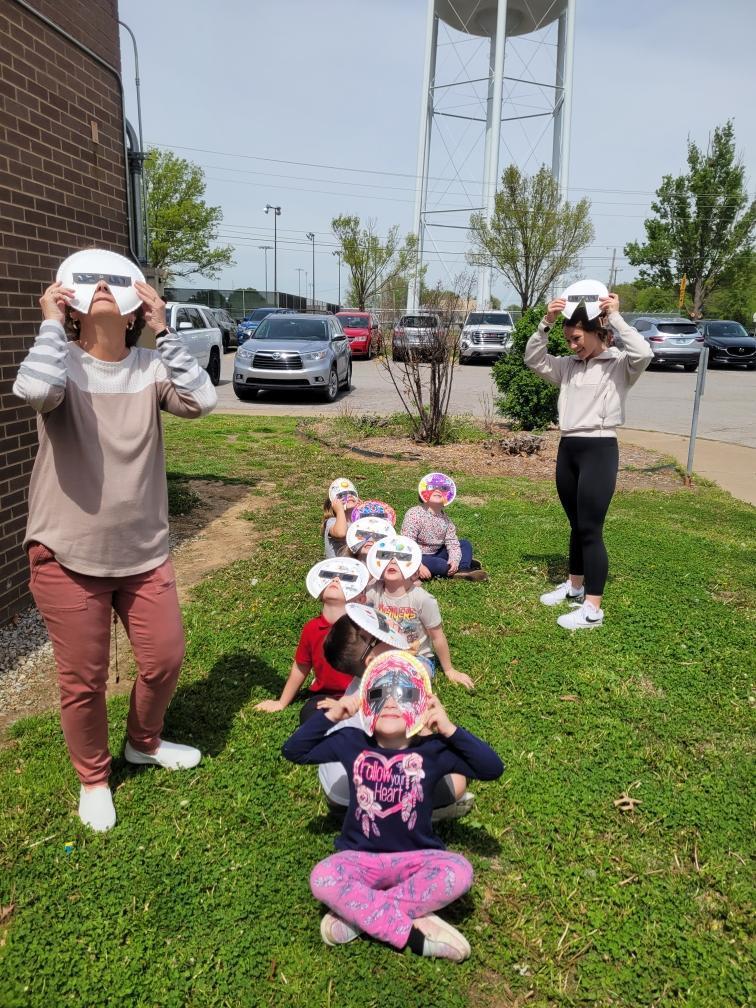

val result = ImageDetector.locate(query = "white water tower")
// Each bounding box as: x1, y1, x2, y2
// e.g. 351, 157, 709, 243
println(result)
408, 0, 575, 310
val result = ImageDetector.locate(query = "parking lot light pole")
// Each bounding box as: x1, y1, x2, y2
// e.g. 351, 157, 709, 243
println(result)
264, 204, 281, 305
332, 249, 342, 307
258, 244, 272, 297
296, 268, 305, 303
306, 232, 315, 308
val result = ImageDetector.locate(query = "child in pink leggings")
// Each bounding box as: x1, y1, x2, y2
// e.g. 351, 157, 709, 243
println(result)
282, 651, 503, 961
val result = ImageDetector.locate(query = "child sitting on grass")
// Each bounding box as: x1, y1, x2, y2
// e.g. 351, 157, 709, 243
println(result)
322, 478, 359, 558
255, 558, 367, 720
401, 472, 487, 582
365, 534, 475, 690
282, 650, 503, 961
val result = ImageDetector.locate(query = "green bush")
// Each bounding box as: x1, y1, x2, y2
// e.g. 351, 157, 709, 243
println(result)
492, 305, 569, 430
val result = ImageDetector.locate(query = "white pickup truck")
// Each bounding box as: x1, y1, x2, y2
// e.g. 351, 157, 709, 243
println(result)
163, 302, 223, 386
459, 310, 515, 364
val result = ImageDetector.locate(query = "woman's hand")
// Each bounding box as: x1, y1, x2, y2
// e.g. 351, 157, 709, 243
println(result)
600, 292, 620, 315
134, 281, 167, 334
443, 667, 475, 690
423, 695, 457, 737
545, 298, 566, 325
40, 281, 74, 324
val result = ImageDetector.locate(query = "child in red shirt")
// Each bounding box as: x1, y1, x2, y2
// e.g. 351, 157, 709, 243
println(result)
255, 558, 368, 718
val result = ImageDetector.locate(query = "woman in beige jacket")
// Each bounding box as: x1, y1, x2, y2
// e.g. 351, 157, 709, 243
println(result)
524, 292, 652, 629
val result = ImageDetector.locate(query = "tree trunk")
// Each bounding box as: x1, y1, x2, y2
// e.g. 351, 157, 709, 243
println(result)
692, 278, 705, 319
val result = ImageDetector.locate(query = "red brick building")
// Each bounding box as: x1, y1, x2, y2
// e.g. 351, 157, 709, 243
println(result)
0, 0, 131, 624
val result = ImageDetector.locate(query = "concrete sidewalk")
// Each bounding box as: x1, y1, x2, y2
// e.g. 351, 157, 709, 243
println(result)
620, 429, 756, 507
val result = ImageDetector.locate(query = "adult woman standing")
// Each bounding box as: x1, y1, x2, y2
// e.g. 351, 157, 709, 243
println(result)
524, 291, 652, 630
13, 264, 217, 830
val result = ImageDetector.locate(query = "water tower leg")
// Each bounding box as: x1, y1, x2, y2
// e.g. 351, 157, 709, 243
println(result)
556, 0, 576, 201
408, 0, 438, 312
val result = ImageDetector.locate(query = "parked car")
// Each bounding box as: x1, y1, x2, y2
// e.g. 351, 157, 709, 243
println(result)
236, 306, 293, 344
210, 308, 237, 353
459, 310, 514, 364
391, 313, 441, 362
163, 302, 222, 385
698, 320, 756, 370
233, 313, 351, 402
631, 316, 704, 371
335, 311, 381, 358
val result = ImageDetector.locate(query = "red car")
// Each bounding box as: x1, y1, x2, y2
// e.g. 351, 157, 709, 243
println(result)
336, 311, 380, 358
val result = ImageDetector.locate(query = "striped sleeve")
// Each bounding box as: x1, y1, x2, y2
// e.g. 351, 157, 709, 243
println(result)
155, 330, 217, 418
12, 320, 69, 413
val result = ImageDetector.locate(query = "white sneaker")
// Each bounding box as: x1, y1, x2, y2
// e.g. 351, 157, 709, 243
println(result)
320, 912, 362, 946
78, 785, 116, 832
540, 580, 585, 606
431, 790, 475, 823
557, 601, 604, 630
124, 739, 201, 770
416, 914, 471, 962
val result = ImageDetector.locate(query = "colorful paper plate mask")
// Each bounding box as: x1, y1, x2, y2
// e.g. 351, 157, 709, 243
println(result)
350, 500, 397, 525
56, 249, 145, 316
346, 516, 395, 554
328, 478, 359, 509
418, 471, 457, 506
344, 603, 409, 650
560, 278, 609, 322
366, 535, 422, 581
305, 557, 368, 602
359, 650, 432, 737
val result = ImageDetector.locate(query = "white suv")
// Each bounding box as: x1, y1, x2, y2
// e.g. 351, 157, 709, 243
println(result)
459, 310, 514, 364
164, 303, 223, 386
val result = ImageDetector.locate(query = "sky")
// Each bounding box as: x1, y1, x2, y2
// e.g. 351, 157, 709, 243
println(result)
118, 0, 756, 306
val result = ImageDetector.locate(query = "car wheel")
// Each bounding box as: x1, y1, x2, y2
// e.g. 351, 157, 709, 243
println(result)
234, 385, 258, 401
322, 367, 339, 402
207, 347, 221, 386
683, 362, 698, 373
458, 354, 468, 365
340, 361, 352, 391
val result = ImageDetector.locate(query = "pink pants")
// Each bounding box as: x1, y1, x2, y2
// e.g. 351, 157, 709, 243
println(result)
28, 543, 185, 787
310, 849, 473, 949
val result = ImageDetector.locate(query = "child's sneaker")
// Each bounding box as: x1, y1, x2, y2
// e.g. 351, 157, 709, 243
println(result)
432, 790, 475, 823
540, 580, 585, 607
415, 915, 471, 962
320, 912, 361, 946
557, 601, 604, 630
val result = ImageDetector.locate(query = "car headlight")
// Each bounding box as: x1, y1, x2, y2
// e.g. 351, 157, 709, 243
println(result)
304, 349, 328, 361
237, 348, 253, 361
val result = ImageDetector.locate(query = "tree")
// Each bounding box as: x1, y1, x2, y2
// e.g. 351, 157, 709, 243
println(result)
625, 122, 756, 317
332, 216, 421, 310
145, 148, 235, 280
468, 165, 593, 310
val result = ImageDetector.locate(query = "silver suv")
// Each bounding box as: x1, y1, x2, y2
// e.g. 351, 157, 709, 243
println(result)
163, 302, 223, 385
233, 313, 352, 402
459, 310, 514, 363
632, 316, 704, 371
392, 314, 440, 362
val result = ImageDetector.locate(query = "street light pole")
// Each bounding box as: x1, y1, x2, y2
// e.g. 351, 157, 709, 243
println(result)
118, 20, 148, 260
332, 250, 342, 307
306, 232, 315, 308
258, 244, 272, 296
264, 204, 281, 305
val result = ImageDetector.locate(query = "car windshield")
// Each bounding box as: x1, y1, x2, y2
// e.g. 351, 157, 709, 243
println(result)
657, 323, 700, 335
338, 315, 369, 328
466, 313, 513, 326
245, 308, 278, 323
401, 316, 436, 328
707, 322, 748, 337
253, 317, 328, 341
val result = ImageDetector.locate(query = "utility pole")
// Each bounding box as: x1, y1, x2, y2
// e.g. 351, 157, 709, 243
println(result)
306, 232, 316, 308
258, 245, 272, 296
332, 249, 342, 307
296, 267, 305, 303
264, 204, 281, 305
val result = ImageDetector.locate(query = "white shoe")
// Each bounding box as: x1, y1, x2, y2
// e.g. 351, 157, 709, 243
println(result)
557, 601, 604, 630
320, 912, 362, 946
124, 739, 201, 770
432, 790, 475, 823
416, 914, 471, 962
78, 785, 116, 832
540, 580, 585, 606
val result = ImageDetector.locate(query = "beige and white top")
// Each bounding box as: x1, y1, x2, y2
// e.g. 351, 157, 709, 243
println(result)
13, 320, 217, 577
524, 311, 653, 438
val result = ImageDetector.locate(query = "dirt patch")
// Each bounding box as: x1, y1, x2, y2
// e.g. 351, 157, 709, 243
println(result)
307, 421, 686, 493
0, 480, 273, 740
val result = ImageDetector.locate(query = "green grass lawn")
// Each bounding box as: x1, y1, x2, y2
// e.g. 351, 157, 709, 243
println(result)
1, 415, 754, 1008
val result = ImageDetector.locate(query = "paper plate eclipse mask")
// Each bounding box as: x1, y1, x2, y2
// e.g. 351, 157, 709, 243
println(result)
350, 500, 397, 526
418, 472, 457, 506
346, 516, 395, 554
56, 249, 145, 316
344, 603, 408, 651
366, 535, 422, 580
305, 557, 368, 602
328, 478, 358, 509
359, 650, 431, 736
560, 279, 609, 322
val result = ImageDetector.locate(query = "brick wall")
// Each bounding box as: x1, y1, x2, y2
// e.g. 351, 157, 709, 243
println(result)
0, 0, 129, 624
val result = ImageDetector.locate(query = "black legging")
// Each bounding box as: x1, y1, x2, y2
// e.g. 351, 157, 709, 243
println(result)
555, 437, 619, 596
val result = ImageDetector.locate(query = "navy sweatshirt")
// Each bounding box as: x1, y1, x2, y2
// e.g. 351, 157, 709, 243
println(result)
282, 710, 503, 853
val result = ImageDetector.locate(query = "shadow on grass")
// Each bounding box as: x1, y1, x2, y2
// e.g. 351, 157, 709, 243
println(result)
522, 552, 568, 583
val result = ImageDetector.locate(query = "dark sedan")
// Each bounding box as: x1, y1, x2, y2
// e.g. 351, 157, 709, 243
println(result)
699, 320, 756, 370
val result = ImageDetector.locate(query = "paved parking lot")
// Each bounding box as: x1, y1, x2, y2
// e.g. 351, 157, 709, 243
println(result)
217, 352, 756, 449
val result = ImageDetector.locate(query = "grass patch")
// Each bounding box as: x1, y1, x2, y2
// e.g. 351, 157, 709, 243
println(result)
1, 415, 754, 1007
317, 410, 494, 447
167, 476, 201, 517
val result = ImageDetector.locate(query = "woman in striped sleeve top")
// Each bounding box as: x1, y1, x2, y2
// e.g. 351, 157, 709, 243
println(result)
13, 272, 217, 832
